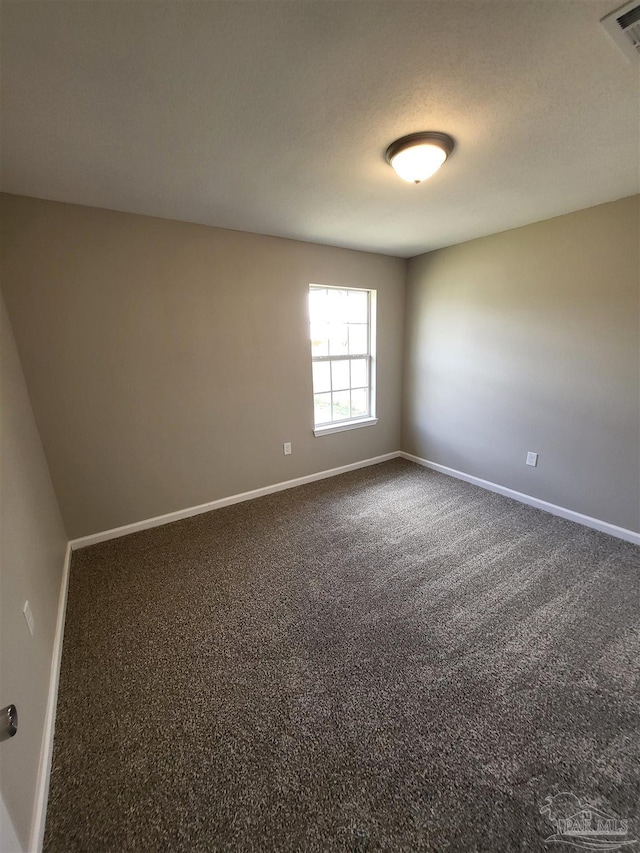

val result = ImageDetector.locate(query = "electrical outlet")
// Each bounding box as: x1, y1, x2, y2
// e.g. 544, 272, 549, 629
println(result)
23, 600, 35, 636
283, 442, 292, 456
526, 451, 538, 467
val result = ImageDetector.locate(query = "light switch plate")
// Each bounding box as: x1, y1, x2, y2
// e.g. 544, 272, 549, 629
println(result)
526, 451, 538, 467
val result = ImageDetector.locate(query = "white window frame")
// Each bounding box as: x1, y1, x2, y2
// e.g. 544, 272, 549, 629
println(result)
309, 284, 377, 437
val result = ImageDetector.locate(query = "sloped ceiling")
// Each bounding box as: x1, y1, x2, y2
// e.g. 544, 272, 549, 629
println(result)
1, 0, 638, 257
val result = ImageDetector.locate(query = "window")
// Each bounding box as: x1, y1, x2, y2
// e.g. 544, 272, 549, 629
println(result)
309, 285, 377, 436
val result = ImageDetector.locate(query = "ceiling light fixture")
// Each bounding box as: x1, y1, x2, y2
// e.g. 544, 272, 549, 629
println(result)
385, 131, 455, 184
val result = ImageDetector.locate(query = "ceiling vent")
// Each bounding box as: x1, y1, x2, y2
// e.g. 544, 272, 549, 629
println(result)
601, 1, 640, 62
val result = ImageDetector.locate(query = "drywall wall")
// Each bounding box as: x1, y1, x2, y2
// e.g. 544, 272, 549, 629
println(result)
403, 195, 640, 533
0, 293, 68, 850
0, 194, 405, 539
0, 791, 22, 853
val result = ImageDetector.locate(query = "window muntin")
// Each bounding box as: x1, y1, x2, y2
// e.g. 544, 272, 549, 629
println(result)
309, 285, 375, 429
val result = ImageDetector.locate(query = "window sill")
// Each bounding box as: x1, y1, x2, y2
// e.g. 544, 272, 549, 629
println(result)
313, 417, 378, 437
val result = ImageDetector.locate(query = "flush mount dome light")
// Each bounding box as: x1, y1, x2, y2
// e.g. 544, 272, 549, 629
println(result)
385, 131, 455, 184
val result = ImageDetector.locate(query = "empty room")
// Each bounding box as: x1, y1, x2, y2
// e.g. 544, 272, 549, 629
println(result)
1, 1, 639, 851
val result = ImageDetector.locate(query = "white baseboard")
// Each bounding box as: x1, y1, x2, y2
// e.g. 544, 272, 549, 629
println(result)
70, 449, 640, 550
29, 543, 72, 853
401, 452, 640, 546
70, 452, 403, 550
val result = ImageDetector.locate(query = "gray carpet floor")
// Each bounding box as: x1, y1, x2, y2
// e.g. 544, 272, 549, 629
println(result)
44, 459, 640, 852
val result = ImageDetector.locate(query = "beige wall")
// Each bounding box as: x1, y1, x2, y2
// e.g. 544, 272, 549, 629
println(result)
3, 191, 637, 548
0, 194, 406, 540
0, 293, 68, 850
403, 195, 640, 533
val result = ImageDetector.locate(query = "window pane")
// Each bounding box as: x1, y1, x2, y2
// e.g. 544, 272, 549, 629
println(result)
327, 288, 348, 317
312, 361, 331, 394
329, 324, 348, 356
351, 388, 368, 419
309, 288, 329, 324
332, 390, 351, 421
311, 322, 329, 357
347, 290, 368, 323
348, 324, 368, 355
310, 285, 375, 428
350, 358, 368, 388
331, 360, 350, 391
314, 393, 332, 424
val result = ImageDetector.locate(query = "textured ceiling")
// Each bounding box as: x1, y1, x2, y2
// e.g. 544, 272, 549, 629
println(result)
1, 1, 638, 257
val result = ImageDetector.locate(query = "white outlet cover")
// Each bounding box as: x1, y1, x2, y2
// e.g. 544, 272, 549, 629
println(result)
23, 600, 35, 635
283, 442, 292, 455
526, 451, 538, 467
